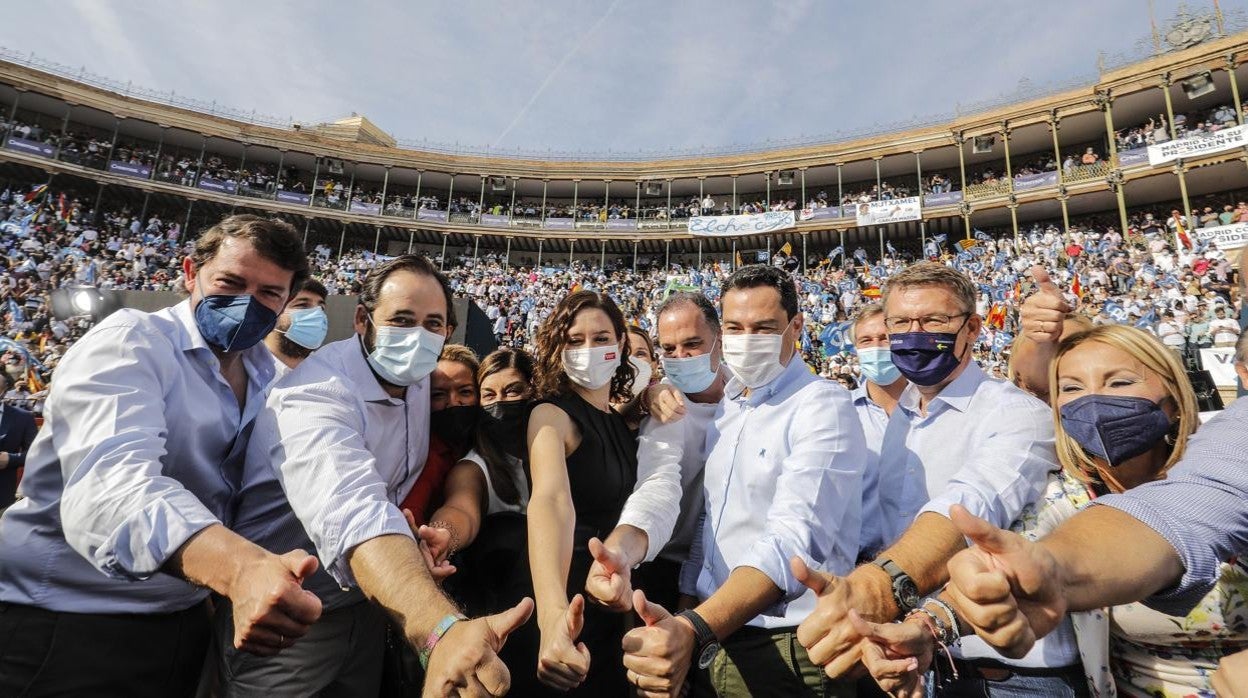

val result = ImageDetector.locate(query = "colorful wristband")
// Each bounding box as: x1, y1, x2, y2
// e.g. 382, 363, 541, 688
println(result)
419, 612, 468, 669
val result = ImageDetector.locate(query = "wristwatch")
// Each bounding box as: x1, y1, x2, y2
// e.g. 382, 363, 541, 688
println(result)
872, 557, 920, 617
677, 609, 721, 669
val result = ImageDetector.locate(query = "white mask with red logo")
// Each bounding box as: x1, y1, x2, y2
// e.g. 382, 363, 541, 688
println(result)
562, 345, 621, 390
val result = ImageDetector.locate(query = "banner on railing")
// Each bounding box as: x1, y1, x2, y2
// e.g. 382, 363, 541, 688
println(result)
108, 161, 151, 179
276, 190, 311, 205
480, 213, 509, 227
924, 191, 963, 207
800, 207, 839, 221
1147, 124, 1248, 166
1012, 171, 1058, 191
688, 211, 795, 237
606, 219, 638, 230
543, 218, 575, 230
1194, 221, 1248, 251
349, 201, 382, 216
1117, 149, 1150, 167
197, 176, 237, 194
1200, 347, 1237, 388
855, 197, 922, 226
4, 137, 54, 158
417, 209, 448, 222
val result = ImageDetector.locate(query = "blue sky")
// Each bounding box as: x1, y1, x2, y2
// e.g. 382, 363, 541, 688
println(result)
1, 0, 1241, 156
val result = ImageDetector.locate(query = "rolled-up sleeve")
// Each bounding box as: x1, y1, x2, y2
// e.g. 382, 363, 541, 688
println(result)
738, 386, 865, 615
1095, 402, 1248, 615
57, 325, 219, 580
261, 383, 412, 586
919, 395, 1056, 529
616, 415, 686, 562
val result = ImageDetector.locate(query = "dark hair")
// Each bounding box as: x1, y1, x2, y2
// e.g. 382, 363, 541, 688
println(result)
474, 347, 536, 506
627, 326, 655, 359
300, 278, 329, 300
191, 215, 308, 293
657, 292, 720, 336
533, 290, 635, 401
357, 254, 457, 329
721, 264, 798, 319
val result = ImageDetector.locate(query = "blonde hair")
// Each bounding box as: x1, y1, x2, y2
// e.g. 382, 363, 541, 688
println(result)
438, 343, 480, 374
1048, 325, 1198, 488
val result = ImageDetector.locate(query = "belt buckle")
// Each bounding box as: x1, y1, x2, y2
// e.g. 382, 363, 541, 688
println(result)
976, 666, 1014, 682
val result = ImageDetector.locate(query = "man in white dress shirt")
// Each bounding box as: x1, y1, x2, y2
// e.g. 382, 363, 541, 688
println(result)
0, 216, 323, 697
225, 254, 531, 697
795, 262, 1080, 696
622, 265, 866, 697
584, 291, 726, 612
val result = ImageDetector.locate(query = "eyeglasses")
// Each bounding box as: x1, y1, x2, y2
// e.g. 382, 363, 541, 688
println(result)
884, 313, 969, 333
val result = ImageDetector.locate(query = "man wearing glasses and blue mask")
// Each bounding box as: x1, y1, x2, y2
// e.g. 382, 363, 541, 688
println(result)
223, 255, 531, 697
795, 262, 1074, 696
263, 278, 329, 374
621, 265, 866, 697
0, 215, 324, 697
584, 291, 726, 615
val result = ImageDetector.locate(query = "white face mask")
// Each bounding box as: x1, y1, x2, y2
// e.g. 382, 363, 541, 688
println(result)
628, 355, 653, 397
722, 332, 787, 389
562, 345, 621, 390
364, 323, 445, 386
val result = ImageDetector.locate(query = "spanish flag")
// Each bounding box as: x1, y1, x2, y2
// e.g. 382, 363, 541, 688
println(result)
23, 183, 48, 203
1172, 214, 1192, 250
1071, 274, 1082, 299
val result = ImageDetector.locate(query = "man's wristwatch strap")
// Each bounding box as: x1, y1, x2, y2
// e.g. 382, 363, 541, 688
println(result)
677, 609, 716, 648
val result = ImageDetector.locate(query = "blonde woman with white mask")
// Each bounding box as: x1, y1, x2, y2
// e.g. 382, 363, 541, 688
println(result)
525, 290, 639, 695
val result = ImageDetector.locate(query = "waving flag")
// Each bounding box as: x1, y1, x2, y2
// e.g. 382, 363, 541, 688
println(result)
819, 321, 854, 356
22, 183, 48, 203
1104, 301, 1129, 324
1171, 213, 1192, 250
826, 245, 845, 262
974, 229, 992, 242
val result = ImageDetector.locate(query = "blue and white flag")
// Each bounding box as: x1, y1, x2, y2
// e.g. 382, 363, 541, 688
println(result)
826, 245, 845, 262
1104, 301, 1129, 324
819, 321, 854, 356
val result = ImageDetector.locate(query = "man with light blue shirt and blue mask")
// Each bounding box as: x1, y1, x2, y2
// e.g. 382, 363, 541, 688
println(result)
0, 215, 324, 697
622, 265, 866, 697
224, 254, 532, 697
795, 261, 1078, 696
847, 303, 908, 562
262, 277, 329, 374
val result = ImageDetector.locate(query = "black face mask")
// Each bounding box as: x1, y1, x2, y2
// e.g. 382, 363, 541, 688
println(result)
430, 405, 482, 446
481, 400, 528, 457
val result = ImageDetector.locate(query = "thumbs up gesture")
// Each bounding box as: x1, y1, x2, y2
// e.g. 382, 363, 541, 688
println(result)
622, 589, 696, 697
585, 536, 634, 611
943, 505, 1066, 659
423, 597, 535, 697
1021, 265, 1071, 344
229, 548, 323, 656
537, 594, 592, 691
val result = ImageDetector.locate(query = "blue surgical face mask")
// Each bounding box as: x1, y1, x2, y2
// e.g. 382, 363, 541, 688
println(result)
889, 316, 970, 387
363, 318, 445, 386
857, 346, 901, 385
1059, 394, 1174, 466
193, 280, 279, 353
280, 306, 328, 350
660, 340, 720, 394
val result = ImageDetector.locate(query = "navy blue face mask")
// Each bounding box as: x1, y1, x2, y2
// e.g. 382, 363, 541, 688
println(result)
1059, 394, 1174, 466
889, 328, 966, 386
194, 286, 279, 353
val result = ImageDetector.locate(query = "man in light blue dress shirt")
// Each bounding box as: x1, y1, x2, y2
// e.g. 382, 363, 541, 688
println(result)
796, 262, 1082, 696
623, 265, 866, 697
218, 255, 531, 697
0, 216, 324, 697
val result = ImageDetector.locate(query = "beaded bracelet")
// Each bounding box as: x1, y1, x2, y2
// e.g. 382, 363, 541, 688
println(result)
419, 612, 468, 669
904, 608, 959, 681
924, 598, 962, 645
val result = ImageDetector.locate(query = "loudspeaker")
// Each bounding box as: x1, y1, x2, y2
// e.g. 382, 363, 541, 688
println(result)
776, 170, 794, 185
1181, 71, 1216, 100
1187, 369, 1225, 412
490, 176, 508, 192
972, 135, 996, 154
643, 182, 662, 196
451, 297, 500, 359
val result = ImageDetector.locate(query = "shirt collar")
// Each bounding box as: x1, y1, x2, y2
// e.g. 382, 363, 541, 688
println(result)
898, 361, 986, 415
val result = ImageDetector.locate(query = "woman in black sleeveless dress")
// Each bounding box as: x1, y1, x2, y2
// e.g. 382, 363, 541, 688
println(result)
525, 290, 639, 695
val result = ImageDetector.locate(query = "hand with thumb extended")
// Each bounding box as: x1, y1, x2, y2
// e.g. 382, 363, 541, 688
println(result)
230, 549, 323, 656
584, 536, 634, 611
423, 597, 534, 697
537, 594, 591, 691
944, 505, 1066, 659
622, 589, 694, 697
1021, 265, 1071, 343
850, 609, 931, 698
